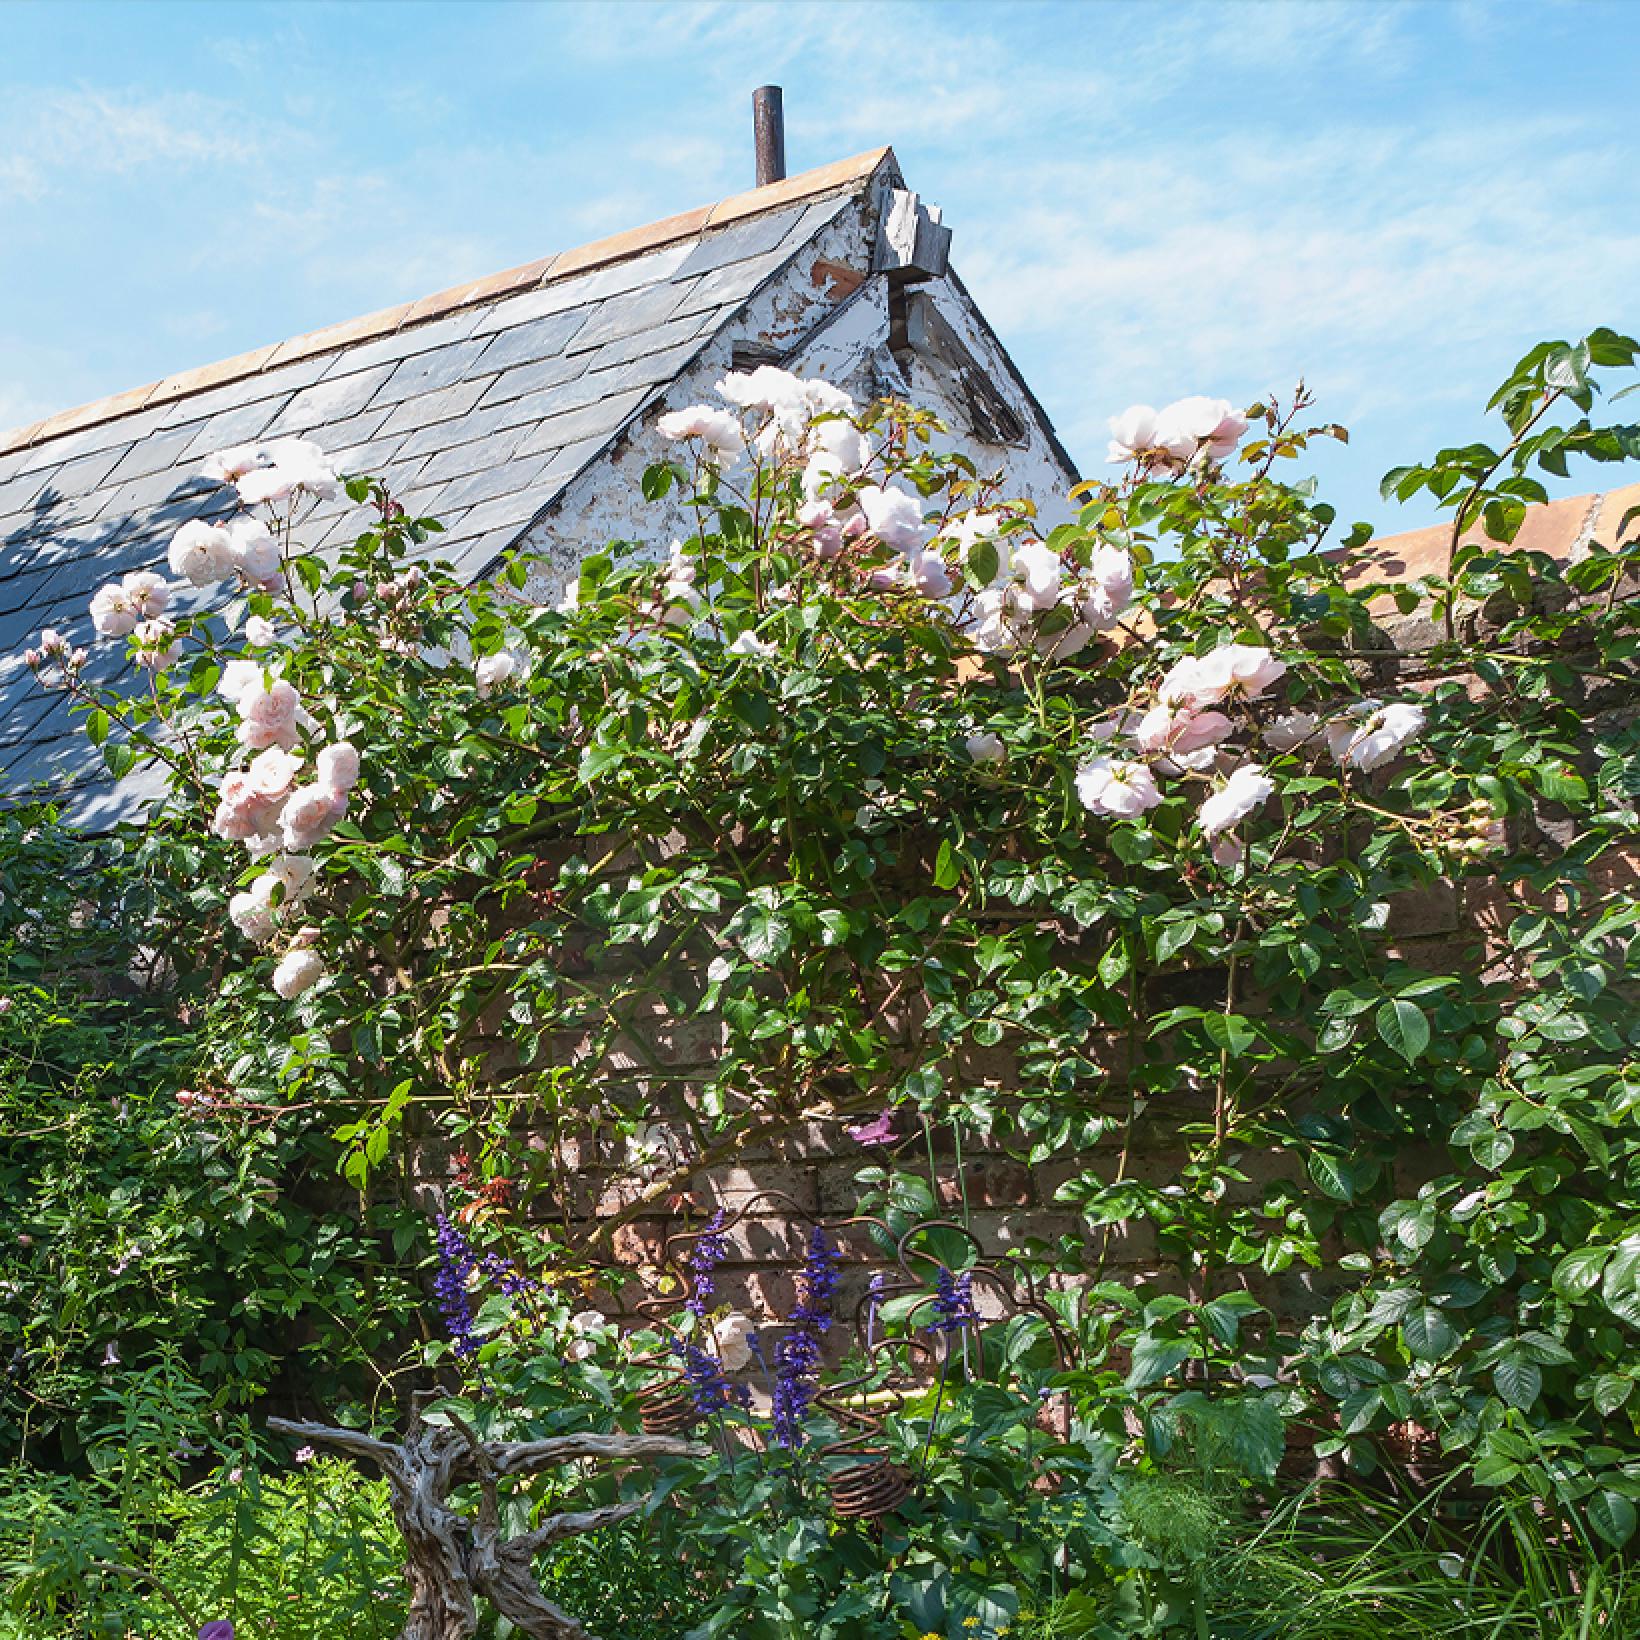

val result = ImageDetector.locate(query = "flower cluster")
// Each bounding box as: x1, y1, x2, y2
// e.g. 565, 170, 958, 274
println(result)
771, 1226, 839, 1449
432, 1213, 480, 1358
1106, 395, 1250, 473
926, 1266, 979, 1336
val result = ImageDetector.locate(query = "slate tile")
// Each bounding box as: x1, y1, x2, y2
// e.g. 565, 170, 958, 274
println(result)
565, 282, 693, 354
317, 308, 485, 379
371, 338, 495, 407
674, 203, 809, 279
466, 276, 606, 337
394, 401, 521, 464
0, 563, 60, 620
511, 386, 653, 461
477, 351, 592, 411
100, 427, 203, 486
669, 247, 791, 318
93, 468, 222, 527
449, 488, 546, 541
473, 309, 591, 375
178, 398, 284, 463
589, 308, 720, 372
414, 425, 532, 487
430, 454, 550, 515
375, 377, 497, 438
16, 405, 174, 473
581, 339, 706, 397
267, 362, 400, 435
46, 445, 133, 496
0, 687, 55, 748
156, 353, 333, 429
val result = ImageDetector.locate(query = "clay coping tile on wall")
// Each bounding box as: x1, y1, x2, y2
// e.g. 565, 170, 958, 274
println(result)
0, 146, 897, 461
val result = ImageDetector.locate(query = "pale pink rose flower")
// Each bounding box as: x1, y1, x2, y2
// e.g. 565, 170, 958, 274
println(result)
1106, 404, 1160, 465
1197, 764, 1276, 837
228, 889, 276, 945
1264, 711, 1321, 752
1078, 543, 1135, 630
315, 741, 360, 794
1133, 704, 1234, 759
236, 679, 301, 751
806, 414, 870, 474
798, 499, 845, 559
169, 520, 235, 587
244, 615, 278, 648
260, 854, 316, 905
272, 948, 325, 1000
217, 659, 265, 703
1009, 540, 1063, 613
1075, 756, 1162, 818
246, 746, 302, 801
474, 650, 520, 696
1326, 701, 1426, 772
132, 619, 180, 671
280, 784, 348, 850
89, 581, 139, 639
905, 548, 953, 599
858, 484, 928, 555
965, 731, 1006, 763
1154, 396, 1248, 465
1211, 835, 1246, 869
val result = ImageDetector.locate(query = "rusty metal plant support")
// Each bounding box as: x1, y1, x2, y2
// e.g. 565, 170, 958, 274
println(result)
651, 1192, 1072, 1522
267, 1412, 705, 1640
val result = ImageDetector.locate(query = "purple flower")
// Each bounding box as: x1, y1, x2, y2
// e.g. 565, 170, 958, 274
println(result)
926, 1267, 978, 1335
846, 1110, 897, 1145
670, 1336, 747, 1416
480, 1251, 535, 1297
686, 1211, 729, 1320
433, 1214, 479, 1358
198, 1624, 236, 1640
772, 1226, 838, 1449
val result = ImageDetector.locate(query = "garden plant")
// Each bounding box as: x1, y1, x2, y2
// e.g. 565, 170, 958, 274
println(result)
2, 326, 1638, 1637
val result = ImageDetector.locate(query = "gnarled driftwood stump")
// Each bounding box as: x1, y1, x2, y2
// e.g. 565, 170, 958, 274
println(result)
268, 1414, 704, 1640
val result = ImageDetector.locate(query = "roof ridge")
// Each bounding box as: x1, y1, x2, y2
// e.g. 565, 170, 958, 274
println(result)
1, 146, 898, 460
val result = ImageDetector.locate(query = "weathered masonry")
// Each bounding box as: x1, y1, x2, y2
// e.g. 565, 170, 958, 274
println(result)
0, 145, 1078, 825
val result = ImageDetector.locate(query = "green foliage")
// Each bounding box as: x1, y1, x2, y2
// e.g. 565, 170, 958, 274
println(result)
0, 807, 419, 1462
5, 331, 1640, 1632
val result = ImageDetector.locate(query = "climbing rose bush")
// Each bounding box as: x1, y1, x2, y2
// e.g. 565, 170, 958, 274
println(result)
24, 333, 1640, 1561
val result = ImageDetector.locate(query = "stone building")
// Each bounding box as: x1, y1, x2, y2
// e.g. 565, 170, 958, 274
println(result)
0, 144, 1079, 824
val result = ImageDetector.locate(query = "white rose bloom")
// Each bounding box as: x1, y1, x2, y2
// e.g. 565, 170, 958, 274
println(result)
271, 947, 326, 1000
168, 520, 235, 586
131, 619, 180, 671
474, 649, 521, 696
713, 1312, 758, 1373
262, 853, 316, 905
967, 586, 1018, 656
1264, 711, 1321, 752
1197, 764, 1276, 837
245, 745, 302, 800
244, 615, 278, 648
1106, 404, 1160, 465
228, 887, 276, 945
1078, 543, 1134, 630
1075, 756, 1162, 818
656, 404, 744, 457
217, 658, 266, 704
1154, 396, 1248, 465
727, 631, 774, 659
858, 484, 928, 555
1008, 540, 1063, 613
1328, 701, 1427, 772
227, 516, 282, 583
200, 443, 265, 484
905, 547, 953, 599
965, 731, 1006, 763
89, 581, 138, 638
315, 741, 360, 795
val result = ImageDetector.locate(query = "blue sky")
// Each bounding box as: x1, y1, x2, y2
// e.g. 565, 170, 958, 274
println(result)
2, 0, 1636, 534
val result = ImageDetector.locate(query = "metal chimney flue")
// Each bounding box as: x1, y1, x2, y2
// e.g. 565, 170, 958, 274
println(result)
753, 86, 786, 187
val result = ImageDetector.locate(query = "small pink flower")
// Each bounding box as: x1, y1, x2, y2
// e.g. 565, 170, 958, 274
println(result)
847, 1111, 898, 1145
293, 1445, 316, 1464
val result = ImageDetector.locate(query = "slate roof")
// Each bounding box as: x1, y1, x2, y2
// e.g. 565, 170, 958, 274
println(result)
0, 150, 897, 820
